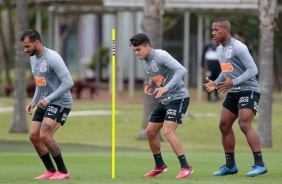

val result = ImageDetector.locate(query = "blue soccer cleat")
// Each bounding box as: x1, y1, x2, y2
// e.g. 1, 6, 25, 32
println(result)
245, 165, 267, 177
212, 164, 238, 176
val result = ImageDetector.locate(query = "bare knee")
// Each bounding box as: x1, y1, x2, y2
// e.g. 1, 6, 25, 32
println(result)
238, 119, 251, 134
163, 129, 174, 140
39, 133, 52, 144
218, 120, 233, 134
29, 132, 40, 143
145, 128, 157, 138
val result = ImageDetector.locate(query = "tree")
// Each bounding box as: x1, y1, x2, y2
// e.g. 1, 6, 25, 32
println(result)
10, 0, 28, 133
137, 0, 165, 140
0, 0, 13, 95
258, 0, 278, 147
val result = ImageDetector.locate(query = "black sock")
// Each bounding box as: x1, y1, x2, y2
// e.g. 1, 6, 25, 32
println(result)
53, 153, 68, 173
225, 152, 235, 168
153, 153, 165, 167
253, 151, 264, 167
40, 153, 56, 173
177, 154, 189, 168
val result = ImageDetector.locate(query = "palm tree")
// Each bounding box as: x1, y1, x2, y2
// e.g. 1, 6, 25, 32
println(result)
10, 0, 28, 132
258, 0, 278, 147
137, 0, 165, 140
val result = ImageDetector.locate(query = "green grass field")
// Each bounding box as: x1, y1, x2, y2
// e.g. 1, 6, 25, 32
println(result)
0, 90, 282, 183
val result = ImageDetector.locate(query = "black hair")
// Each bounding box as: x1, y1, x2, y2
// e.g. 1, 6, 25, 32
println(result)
213, 17, 228, 23
20, 29, 41, 42
213, 17, 231, 29
129, 33, 151, 47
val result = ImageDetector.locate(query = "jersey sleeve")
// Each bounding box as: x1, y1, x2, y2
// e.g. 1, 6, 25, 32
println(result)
159, 51, 187, 90
232, 44, 258, 86
44, 54, 74, 104
30, 86, 41, 105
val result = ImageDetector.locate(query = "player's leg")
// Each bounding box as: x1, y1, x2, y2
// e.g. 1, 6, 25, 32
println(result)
144, 103, 167, 177
39, 117, 70, 179
237, 92, 267, 176
29, 107, 56, 179
213, 93, 238, 176
163, 98, 192, 178
146, 122, 163, 154
144, 122, 167, 177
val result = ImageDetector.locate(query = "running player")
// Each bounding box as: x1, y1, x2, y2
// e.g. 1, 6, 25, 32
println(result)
21, 29, 74, 180
130, 33, 193, 179
204, 17, 267, 177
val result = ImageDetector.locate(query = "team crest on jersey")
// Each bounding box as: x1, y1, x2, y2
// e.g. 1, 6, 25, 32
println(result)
151, 61, 159, 72
226, 49, 232, 58
40, 62, 47, 73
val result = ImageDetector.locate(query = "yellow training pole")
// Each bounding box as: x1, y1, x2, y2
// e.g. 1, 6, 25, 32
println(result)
111, 29, 116, 179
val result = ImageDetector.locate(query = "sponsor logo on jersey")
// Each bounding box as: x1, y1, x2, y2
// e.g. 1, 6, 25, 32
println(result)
33, 75, 47, 86
152, 75, 165, 84
220, 63, 233, 72
162, 96, 171, 102
151, 61, 159, 72
226, 49, 232, 58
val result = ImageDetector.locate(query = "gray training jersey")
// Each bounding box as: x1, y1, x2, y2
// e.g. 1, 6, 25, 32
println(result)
214, 37, 261, 93
30, 47, 74, 108
142, 49, 189, 105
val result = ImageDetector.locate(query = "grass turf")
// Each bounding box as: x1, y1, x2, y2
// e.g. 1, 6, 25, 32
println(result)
0, 89, 282, 183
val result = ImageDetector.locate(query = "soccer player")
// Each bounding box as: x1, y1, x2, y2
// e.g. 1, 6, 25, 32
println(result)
130, 33, 193, 179
204, 17, 267, 177
21, 30, 74, 180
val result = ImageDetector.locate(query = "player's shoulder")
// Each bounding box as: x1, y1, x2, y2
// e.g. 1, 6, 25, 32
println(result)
45, 47, 60, 57
154, 49, 171, 58
232, 38, 248, 50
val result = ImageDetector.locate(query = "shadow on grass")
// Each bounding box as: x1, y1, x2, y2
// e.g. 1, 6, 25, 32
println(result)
0, 140, 148, 153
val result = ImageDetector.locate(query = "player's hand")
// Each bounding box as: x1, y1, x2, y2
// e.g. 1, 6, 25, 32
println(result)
153, 87, 168, 98
144, 82, 153, 95
218, 75, 234, 93
37, 99, 48, 108
203, 77, 216, 92
25, 104, 35, 115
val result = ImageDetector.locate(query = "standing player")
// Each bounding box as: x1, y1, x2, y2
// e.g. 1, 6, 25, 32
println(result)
130, 33, 193, 179
21, 30, 74, 180
204, 17, 267, 177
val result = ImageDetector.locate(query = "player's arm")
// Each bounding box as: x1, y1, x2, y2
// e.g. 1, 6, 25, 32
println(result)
231, 44, 258, 86
204, 72, 224, 92
43, 54, 74, 104
160, 51, 186, 90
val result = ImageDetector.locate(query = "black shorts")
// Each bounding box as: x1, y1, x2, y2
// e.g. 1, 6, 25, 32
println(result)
222, 91, 260, 116
32, 104, 71, 126
149, 98, 189, 124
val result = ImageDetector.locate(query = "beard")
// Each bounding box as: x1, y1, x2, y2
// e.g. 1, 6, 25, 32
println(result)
28, 45, 38, 56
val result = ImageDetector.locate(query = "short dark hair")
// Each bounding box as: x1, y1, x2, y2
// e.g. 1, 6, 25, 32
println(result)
213, 17, 231, 29
20, 29, 41, 42
129, 33, 151, 47
213, 17, 228, 23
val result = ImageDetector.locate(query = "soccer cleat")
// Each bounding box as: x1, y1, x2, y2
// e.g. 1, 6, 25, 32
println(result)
212, 164, 238, 176
34, 171, 55, 180
176, 166, 193, 178
245, 165, 267, 177
144, 164, 168, 177
49, 171, 70, 180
